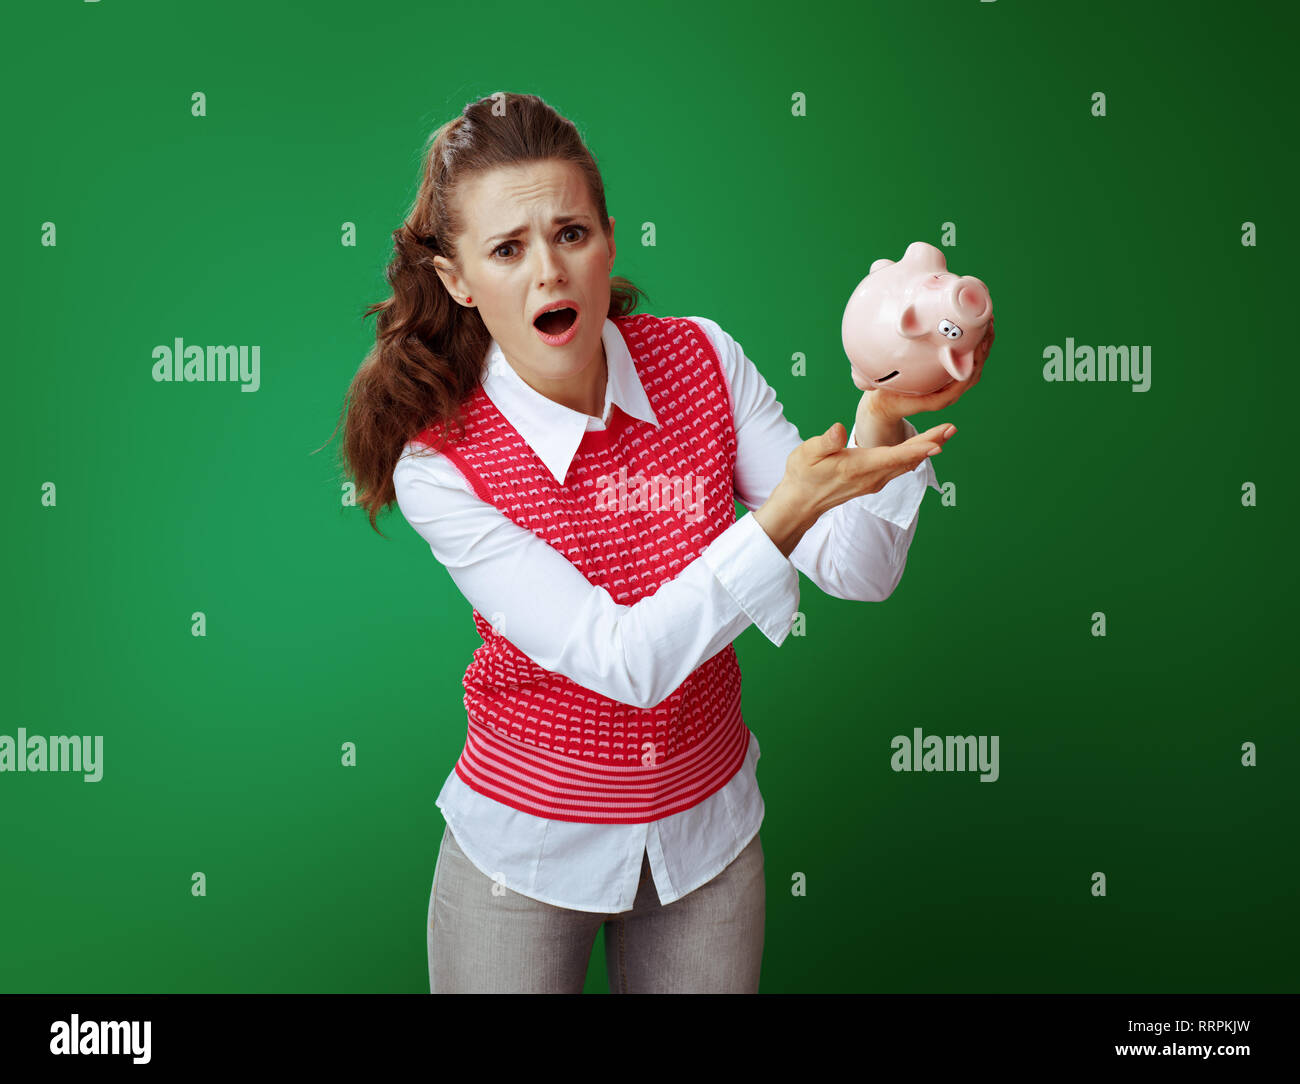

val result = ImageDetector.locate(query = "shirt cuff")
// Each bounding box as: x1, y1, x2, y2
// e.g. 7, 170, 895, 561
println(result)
702, 512, 799, 647
847, 417, 942, 530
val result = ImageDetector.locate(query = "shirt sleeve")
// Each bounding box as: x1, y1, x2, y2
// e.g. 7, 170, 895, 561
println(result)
392, 445, 799, 711
686, 315, 942, 603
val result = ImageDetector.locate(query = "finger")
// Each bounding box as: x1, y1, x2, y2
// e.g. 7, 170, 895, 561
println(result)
857, 434, 936, 467
887, 438, 943, 474
876, 458, 930, 490
899, 443, 943, 478
821, 421, 849, 450
916, 422, 957, 442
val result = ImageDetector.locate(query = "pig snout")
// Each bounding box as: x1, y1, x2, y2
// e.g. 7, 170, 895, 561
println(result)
947, 277, 991, 324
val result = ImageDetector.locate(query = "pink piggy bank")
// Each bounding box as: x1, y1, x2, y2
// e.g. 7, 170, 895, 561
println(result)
841, 241, 993, 396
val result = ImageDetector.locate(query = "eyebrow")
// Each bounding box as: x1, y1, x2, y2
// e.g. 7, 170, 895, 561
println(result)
483, 214, 592, 247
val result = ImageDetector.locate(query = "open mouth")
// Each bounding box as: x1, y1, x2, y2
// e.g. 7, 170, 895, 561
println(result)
875, 370, 900, 383
534, 307, 578, 336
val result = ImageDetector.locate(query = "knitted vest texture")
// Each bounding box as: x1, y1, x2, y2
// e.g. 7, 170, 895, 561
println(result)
412, 314, 748, 824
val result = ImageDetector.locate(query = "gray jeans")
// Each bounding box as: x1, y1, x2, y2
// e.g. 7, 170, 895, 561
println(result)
426, 822, 765, 993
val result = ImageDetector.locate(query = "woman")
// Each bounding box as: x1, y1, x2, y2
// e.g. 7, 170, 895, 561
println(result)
340, 92, 989, 994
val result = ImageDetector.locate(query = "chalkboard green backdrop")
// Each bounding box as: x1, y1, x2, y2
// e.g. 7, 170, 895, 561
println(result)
4, 0, 1296, 993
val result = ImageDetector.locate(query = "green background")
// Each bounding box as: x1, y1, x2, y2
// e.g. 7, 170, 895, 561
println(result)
3, 0, 1296, 993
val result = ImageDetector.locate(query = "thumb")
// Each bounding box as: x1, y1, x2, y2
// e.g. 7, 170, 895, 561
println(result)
822, 421, 848, 450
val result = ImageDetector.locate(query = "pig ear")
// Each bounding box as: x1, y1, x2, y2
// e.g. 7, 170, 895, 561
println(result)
869, 257, 894, 276
941, 346, 975, 383
895, 302, 925, 338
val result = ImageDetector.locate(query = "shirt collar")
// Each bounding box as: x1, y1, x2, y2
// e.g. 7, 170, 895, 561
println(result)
480, 317, 659, 485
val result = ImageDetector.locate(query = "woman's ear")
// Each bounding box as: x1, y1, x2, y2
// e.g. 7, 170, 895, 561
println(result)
432, 257, 464, 302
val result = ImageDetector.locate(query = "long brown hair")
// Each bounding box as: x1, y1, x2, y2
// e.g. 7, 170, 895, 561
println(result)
328, 92, 648, 536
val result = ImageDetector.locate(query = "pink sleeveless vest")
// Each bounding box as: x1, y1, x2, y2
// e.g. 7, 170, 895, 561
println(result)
411, 314, 749, 824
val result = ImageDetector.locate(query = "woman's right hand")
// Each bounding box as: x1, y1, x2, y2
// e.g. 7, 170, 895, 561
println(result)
752, 421, 955, 558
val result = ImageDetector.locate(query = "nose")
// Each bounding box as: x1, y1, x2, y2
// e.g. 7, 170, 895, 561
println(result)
532, 241, 566, 285
948, 277, 990, 321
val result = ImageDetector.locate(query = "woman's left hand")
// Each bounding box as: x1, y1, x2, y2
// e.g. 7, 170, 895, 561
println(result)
861, 316, 994, 422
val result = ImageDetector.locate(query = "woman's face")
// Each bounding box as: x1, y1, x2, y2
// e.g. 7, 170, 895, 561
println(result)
434, 159, 616, 416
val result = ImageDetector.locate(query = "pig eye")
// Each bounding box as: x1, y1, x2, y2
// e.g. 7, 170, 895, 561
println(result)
938, 319, 963, 340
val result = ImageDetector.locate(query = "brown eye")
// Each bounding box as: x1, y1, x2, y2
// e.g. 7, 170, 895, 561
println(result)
492, 225, 587, 260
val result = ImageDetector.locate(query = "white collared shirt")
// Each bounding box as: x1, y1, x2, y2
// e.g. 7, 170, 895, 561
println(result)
393, 315, 941, 912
